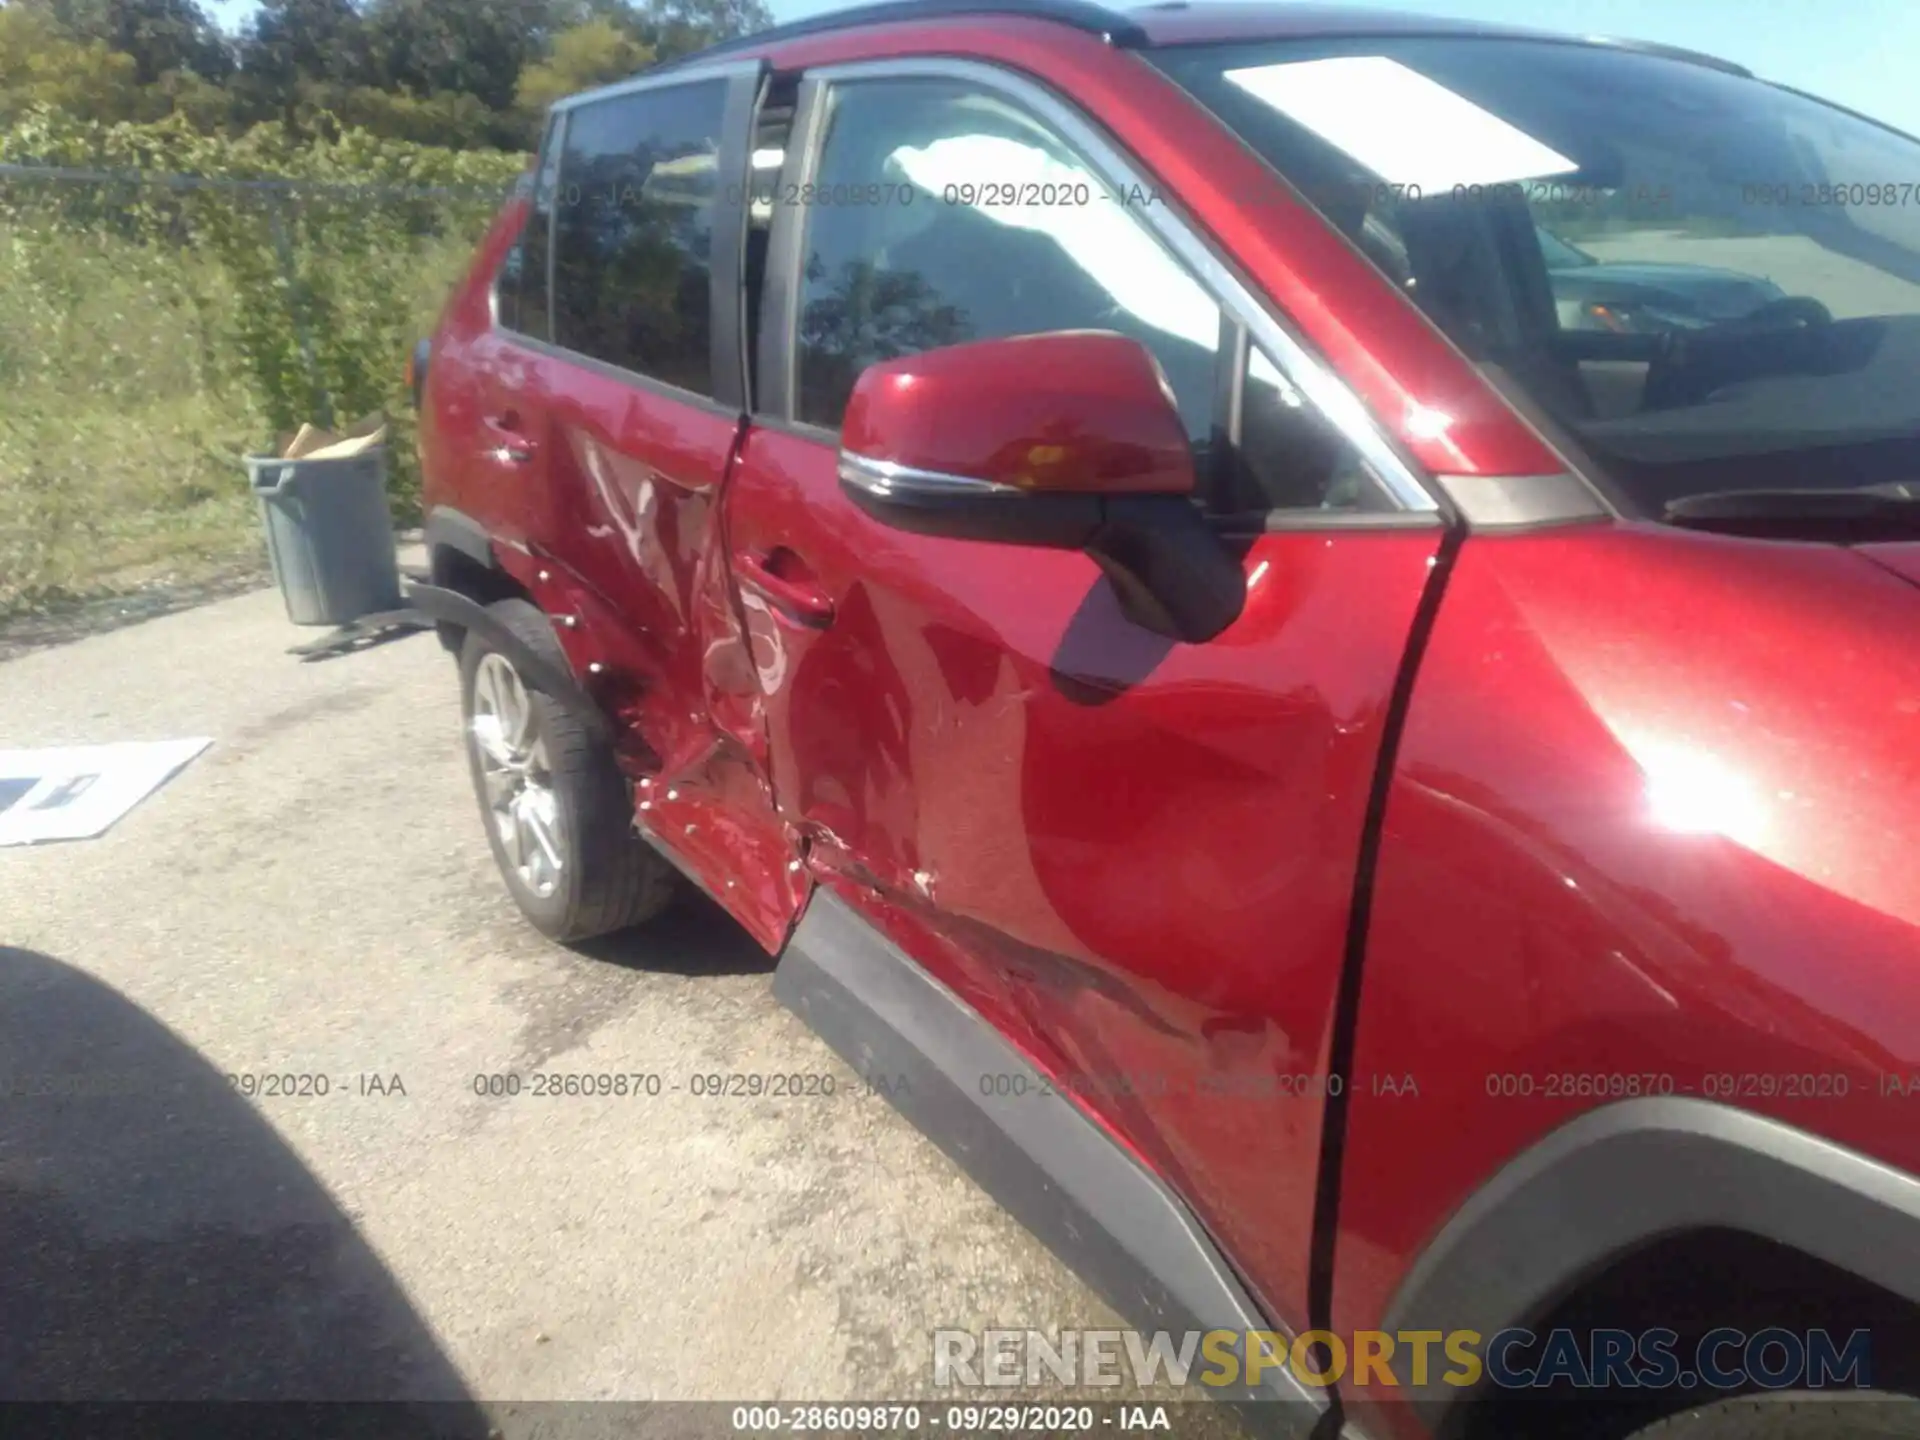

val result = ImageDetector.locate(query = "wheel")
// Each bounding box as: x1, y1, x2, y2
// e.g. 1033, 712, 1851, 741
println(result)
458, 597, 677, 942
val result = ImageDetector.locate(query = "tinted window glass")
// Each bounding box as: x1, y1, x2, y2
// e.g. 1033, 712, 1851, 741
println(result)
792, 79, 1222, 440
1229, 348, 1396, 515
552, 80, 725, 394
498, 116, 563, 339
1153, 39, 1920, 512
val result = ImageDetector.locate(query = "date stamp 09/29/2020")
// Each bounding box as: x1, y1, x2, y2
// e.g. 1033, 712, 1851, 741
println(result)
8, 1067, 1920, 1104
683, 175, 1920, 214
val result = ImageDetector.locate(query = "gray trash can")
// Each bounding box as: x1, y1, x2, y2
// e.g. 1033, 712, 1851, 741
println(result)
248, 449, 405, 626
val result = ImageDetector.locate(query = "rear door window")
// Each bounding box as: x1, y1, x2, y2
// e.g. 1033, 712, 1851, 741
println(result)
551, 79, 728, 396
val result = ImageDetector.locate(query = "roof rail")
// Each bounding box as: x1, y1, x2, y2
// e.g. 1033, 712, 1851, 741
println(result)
645, 0, 1149, 72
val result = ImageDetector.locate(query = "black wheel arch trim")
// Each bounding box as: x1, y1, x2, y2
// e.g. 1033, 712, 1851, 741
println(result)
407, 582, 613, 746
772, 886, 1326, 1437
425, 507, 498, 579
1383, 1096, 1920, 1425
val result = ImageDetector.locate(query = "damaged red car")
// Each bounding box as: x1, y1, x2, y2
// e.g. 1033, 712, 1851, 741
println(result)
410, 4, 1920, 1436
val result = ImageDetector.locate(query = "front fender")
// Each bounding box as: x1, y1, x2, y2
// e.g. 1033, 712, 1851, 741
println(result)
1383, 1097, 1920, 1425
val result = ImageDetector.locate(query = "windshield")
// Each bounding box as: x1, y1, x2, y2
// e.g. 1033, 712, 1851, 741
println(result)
1536, 225, 1595, 269
1150, 38, 1920, 512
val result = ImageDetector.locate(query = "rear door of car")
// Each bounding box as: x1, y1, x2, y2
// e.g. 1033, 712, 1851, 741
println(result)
721, 54, 1447, 1331
426, 115, 564, 556
516, 64, 807, 951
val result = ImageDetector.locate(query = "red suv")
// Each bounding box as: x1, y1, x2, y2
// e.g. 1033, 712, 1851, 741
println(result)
411, 3, 1920, 1435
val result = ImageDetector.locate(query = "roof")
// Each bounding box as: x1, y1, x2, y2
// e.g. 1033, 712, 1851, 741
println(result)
641, 0, 1752, 80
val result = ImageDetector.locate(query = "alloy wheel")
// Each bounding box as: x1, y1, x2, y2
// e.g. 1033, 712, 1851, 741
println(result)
469, 651, 563, 900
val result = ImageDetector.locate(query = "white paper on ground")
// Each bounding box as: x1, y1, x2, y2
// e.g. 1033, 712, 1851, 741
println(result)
0, 739, 212, 846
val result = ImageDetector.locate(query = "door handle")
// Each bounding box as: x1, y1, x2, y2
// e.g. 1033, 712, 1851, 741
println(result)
735, 549, 835, 629
483, 414, 535, 465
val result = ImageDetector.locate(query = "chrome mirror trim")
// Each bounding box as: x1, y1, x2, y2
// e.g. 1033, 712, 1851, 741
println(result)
838, 451, 1023, 499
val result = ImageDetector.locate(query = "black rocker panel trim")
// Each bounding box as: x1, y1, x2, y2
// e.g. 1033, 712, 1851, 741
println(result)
771, 887, 1326, 1436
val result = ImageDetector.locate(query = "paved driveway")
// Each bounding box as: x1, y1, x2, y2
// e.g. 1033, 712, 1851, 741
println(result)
0, 583, 1148, 1418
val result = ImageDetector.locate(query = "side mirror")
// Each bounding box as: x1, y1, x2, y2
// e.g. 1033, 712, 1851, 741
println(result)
837, 331, 1244, 643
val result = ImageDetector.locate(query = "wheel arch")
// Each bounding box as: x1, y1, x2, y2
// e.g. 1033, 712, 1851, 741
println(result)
425, 506, 529, 650
1383, 1098, 1920, 1429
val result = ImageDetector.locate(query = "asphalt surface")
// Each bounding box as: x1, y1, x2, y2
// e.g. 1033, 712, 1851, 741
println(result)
0, 577, 1169, 1421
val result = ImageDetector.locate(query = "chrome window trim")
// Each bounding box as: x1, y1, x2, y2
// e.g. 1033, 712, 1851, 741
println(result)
503, 332, 742, 419
550, 58, 763, 115
1433, 472, 1609, 530
792, 56, 1440, 515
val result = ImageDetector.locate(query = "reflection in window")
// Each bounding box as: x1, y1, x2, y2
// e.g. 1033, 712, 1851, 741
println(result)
792, 77, 1391, 515
499, 117, 564, 339
1153, 38, 1920, 508
793, 79, 1221, 438
551, 81, 726, 395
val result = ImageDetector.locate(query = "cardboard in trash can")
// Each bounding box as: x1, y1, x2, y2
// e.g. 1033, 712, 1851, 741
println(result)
249, 413, 403, 627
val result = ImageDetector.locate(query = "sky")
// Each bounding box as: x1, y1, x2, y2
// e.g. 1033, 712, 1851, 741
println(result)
200, 0, 1920, 137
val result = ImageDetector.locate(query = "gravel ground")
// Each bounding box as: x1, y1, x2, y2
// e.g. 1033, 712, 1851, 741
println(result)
0, 583, 1254, 1434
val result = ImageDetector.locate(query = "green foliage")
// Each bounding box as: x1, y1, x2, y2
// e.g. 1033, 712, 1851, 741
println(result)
0, 108, 524, 610
1, 0, 773, 143
0, 5, 151, 125
515, 19, 655, 117
0, 0, 773, 613
633, 0, 773, 63
27, 0, 233, 84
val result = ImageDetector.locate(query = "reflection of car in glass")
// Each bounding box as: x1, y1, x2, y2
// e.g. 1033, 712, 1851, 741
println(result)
1538, 224, 1788, 331
412, 5, 1920, 1439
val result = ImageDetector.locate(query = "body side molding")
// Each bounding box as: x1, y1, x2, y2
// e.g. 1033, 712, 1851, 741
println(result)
772, 887, 1325, 1436
1383, 1096, 1920, 1425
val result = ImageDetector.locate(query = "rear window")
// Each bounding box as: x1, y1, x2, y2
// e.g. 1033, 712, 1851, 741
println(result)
1152, 38, 1920, 513
550, 79, 727, 396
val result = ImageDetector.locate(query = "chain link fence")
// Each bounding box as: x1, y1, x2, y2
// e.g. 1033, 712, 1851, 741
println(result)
0, 153, 522, 615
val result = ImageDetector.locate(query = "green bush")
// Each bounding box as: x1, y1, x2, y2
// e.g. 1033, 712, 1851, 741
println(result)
0, 109, 525, 613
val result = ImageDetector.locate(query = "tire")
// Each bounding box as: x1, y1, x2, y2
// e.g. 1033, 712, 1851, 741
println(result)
458, 597, 676, 942
1620, 1392, 1920, 1439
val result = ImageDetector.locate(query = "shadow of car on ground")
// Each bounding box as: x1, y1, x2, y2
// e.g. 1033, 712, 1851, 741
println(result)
0, 943, 489, 1433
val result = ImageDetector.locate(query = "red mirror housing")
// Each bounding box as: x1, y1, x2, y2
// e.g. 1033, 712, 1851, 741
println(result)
835, 331, 1243, 645
840, 331, 1195, 497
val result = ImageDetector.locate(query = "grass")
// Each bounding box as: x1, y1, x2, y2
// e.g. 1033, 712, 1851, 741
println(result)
0, 214, 476, 621
0, 392, 266, 616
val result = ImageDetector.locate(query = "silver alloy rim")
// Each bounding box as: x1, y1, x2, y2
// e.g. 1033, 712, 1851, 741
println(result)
469, 652, 563, 900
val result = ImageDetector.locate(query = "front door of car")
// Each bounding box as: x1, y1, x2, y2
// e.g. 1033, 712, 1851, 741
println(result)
723, 60, 1446, 1331
528, 66, 806, 952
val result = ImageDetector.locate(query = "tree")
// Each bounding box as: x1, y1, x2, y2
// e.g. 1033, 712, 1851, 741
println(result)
632, 0, 770, 63
232, 0, 371, 130
240, 0, 369, 90
363, 0, 559, 114
0, 4, 150, 125
514, 18, 653, 116
27, 0, 232, 84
